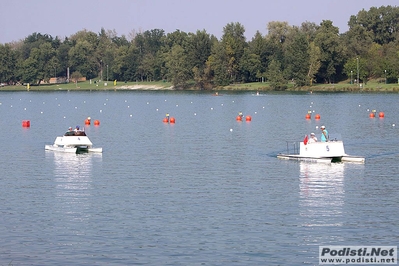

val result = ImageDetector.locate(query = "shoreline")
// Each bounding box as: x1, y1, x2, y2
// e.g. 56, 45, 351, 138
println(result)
2, 82, 399, 93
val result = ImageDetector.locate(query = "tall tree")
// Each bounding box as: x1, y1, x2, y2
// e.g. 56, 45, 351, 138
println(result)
307, 42, 321, 85
186, 30, 213, 88
349, 6, 399, 45
266, 59, 286, 90
0, 44, 17, 83
283, 29, 310, 86
166, 45, 191, 88
248, 31, 268, 81
314, 20, 345, 83
239, 48, 261, 83
221, 22, 247, 82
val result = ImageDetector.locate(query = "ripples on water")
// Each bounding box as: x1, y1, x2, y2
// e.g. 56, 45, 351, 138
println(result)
1, 91, 399, 265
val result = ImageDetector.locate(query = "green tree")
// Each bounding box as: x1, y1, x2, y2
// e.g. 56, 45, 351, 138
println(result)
266, 60, 286, 90
307, 42, 321, 85
166, 45, 191, 88
239, 48, 261, 82
221, 22, 247, 83
71, 71, 83, 87
314, 20, 345, 83
284, 30, 310, 86
248, 31, 268, 81
208, 41, 230, 86
349, 6, 399, 45
0, 44, 18, 83
68, 40, 97, 79
186, 30, 213, 88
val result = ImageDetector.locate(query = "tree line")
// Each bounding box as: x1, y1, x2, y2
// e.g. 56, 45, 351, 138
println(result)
0, 5, 398, 90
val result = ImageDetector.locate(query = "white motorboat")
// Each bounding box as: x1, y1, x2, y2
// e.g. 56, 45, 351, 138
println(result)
45, 130, 102, 153
277, 135, 364, 163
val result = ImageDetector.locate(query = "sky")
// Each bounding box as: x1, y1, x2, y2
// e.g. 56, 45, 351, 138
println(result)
1, 0, 398, 44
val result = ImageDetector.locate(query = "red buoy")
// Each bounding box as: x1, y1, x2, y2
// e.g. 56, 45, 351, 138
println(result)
379, 112, 385, 118
22, 120, 30, 127
85, 119, 91, 125
170, 117, 175, 123
163, 118, 169, 123
245, 115, 252, 121
94, 120, 100, 126
236, 116, 242, 121
305, 114, 311, 120
369, 112, 375, 118
315, 114, 320, 120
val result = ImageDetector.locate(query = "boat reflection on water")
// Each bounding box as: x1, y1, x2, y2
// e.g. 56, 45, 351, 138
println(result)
46, 152, 102, 222
299, 162, 345, 227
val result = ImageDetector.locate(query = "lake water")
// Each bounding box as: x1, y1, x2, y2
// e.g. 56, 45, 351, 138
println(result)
1, 90, 398, 265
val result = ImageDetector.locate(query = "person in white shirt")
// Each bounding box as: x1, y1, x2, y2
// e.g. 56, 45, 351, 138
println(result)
308, 132, 318, 143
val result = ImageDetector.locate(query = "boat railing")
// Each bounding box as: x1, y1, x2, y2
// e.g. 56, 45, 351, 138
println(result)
64, 131, 87, 136
284, 141, 299, 155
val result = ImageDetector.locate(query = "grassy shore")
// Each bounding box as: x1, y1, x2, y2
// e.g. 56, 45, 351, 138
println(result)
2, 79, 399, 92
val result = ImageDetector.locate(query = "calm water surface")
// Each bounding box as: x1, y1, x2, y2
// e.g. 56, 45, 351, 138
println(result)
1, 91, 399, 265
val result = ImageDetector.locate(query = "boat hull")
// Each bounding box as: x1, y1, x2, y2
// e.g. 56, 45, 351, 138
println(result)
277, 154, 333, 163
45, 134, 102, 153
45, 145, 77, 153
278, 140, 364, 163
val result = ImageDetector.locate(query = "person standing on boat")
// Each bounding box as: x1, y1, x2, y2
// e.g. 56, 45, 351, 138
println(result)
308, 133, 318, 143
320, 125, 329, 142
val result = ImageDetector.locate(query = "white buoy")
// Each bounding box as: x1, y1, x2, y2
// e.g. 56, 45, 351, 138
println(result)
393, 124, 395, 127
230, 128, 233, 132
211, 107, 213, 110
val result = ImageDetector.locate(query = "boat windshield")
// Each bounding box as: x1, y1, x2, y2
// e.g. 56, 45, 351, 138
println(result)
64, 131, 86, 136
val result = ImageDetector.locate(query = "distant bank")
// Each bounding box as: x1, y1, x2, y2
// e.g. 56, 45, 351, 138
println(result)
1, 81, 399, 92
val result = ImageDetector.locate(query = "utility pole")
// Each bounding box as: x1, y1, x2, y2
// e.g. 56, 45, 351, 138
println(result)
356, 57, 359, 86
